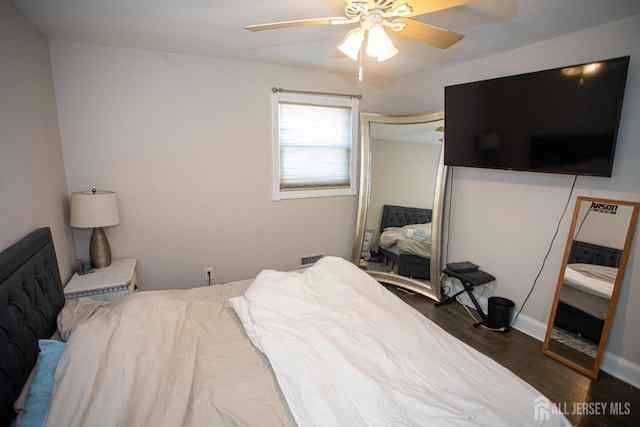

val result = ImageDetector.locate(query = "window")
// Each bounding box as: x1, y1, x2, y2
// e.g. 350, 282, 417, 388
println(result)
272, 91, 359, 200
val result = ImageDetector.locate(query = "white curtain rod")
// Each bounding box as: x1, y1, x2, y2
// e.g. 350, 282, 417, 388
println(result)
272, 87, 362, 99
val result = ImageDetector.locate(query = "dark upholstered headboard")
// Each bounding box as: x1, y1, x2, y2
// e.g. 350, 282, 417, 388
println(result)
379, 205, 432, 231
568, 240, 622, 268
0, 227, 65, 426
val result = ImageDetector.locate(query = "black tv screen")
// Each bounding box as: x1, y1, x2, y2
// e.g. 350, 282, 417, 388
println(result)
444, 56, 629, 177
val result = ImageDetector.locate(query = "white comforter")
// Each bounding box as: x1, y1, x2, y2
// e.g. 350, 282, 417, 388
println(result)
563, 263, 617, 299
379, 223, 432, 258
231, 257, 570, 427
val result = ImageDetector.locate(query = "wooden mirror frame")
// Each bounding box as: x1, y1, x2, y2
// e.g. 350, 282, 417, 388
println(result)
352, 110, 447, 301
542, 196, 640, 378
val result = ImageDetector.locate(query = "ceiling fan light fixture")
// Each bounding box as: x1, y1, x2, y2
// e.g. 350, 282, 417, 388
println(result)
393, 3, 413, 16
338, 28, 364, 61
375, 44, 398, 62
352, 1, 370, 13
366, 25, 397, 62
246, 0, 468, 80
386, 21, 407, 32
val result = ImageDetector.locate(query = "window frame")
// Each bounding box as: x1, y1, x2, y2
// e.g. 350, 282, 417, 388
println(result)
271, 91, 359, 201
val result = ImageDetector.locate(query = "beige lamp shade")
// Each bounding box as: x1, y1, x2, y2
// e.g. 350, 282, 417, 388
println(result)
70, 190, 120, 228
70, 189, 120, 268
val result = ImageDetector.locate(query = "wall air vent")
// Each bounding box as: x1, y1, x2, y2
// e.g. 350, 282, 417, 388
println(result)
299, 254, 324, 267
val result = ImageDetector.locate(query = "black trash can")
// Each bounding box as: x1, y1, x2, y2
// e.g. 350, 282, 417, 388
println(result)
487, 296, 515, 330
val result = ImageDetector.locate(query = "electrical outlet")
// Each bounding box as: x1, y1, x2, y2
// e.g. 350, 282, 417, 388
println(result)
204, 267, 213, 284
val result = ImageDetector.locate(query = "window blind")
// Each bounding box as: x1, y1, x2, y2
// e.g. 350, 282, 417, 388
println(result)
278, 102, 352, 189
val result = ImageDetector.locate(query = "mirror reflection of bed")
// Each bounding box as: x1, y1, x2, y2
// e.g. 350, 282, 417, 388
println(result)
370, 205, 433, 279
544, 197, 640, 378
353, 111, 446, 301
549, 241, 621, 369
557, 242, 620, 337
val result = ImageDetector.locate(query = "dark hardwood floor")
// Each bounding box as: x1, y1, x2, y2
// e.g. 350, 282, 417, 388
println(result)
385, 284, 640, 427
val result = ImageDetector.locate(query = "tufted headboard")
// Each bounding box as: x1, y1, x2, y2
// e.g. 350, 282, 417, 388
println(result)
379, 205, 432, 231
568, 240, 622, 268
0, 227, 65, 426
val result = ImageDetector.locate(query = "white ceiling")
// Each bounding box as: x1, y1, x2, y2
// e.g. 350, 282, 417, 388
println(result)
12, 0, 640, 82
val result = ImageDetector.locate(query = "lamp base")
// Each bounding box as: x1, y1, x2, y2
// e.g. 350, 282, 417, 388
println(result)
90, 227, 112, 268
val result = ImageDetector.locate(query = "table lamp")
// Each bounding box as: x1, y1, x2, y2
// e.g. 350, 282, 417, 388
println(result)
70, 188, 120, 268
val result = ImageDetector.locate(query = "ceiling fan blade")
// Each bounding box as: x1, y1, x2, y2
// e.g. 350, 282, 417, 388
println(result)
245, 17, 354, 32
393, 18, 464, 49
393, 0, 473, 18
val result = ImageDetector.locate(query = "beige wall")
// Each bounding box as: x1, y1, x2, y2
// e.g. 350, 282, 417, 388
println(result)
0, 0, 74, 281
49, 40, 402, 290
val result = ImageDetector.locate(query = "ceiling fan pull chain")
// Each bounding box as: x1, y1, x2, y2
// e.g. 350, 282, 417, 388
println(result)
358, 40, 364, 82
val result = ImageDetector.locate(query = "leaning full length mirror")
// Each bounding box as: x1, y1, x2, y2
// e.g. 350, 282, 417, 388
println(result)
352, 110, 446, 301
543, 196, 640, 378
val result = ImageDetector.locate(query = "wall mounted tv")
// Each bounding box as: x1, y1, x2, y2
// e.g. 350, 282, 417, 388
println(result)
444, 56, 629, 177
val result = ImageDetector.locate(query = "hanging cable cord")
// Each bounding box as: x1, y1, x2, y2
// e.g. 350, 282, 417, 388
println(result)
511, 175, 578, 327
572, 206, 592, 241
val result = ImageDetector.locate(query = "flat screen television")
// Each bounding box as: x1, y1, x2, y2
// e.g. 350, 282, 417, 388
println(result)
444, 56, 630, 177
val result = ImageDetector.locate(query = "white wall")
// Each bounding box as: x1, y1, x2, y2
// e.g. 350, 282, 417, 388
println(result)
0, 0, 74, 280
396, 15, 640, 381
367, 138, 440, 243
50, 41, 402, 290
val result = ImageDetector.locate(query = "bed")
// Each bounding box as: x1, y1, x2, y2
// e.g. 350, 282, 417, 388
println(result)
555, 240, 621, 343
377, 204, 432, 279
1, 227, 571, 426
0, 228, 65, 427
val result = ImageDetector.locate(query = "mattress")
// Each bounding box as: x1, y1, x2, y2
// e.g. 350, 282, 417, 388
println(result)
558, 263, 616, 321
562, 263, 617, 299
559, 284, 610, 321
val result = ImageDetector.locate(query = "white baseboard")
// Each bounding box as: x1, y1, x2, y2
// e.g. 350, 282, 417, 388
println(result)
443, 281, 640, 388
601, 353, 640, 389
513, 313, 640, 389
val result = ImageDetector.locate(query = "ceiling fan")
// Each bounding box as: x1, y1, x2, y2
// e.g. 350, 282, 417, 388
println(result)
246, 0, 472, 80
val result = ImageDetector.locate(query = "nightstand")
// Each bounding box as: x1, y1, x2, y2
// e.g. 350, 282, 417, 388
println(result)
64, 258, 138, 301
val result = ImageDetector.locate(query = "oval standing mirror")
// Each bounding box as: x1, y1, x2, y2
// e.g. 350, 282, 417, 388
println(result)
352, 110, 446, 301
543, 196, 640, 378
